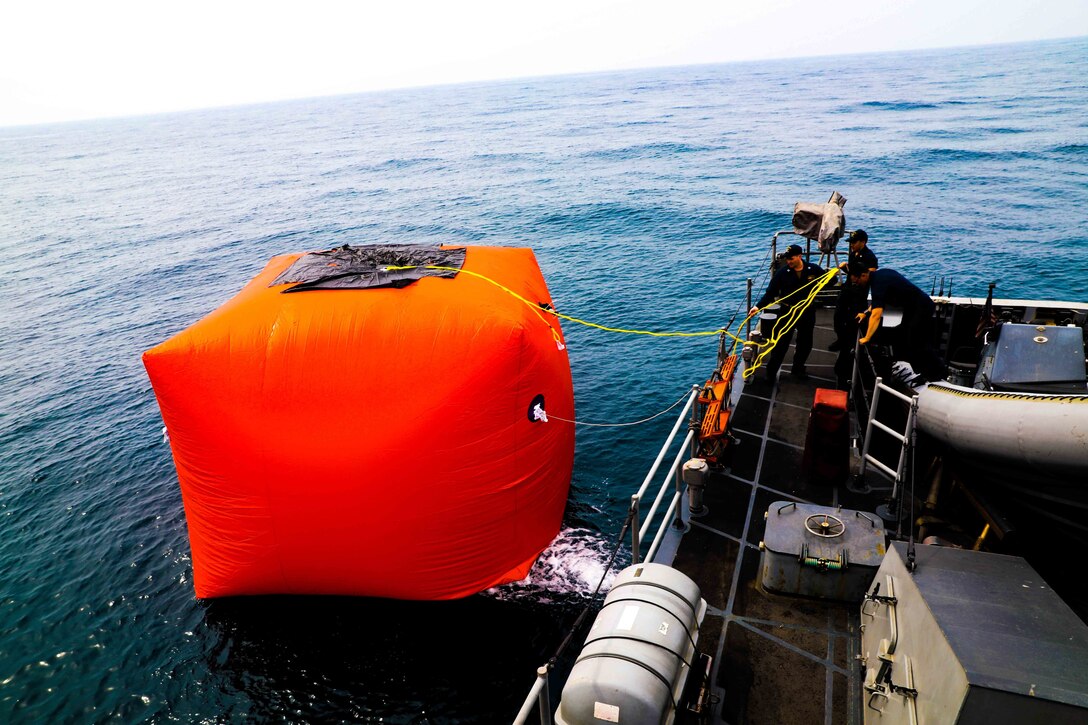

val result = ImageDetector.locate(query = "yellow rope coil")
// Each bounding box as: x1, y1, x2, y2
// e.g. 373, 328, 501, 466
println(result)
742, 268, 840, 379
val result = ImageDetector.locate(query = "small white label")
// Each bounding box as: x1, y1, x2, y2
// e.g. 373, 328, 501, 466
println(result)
617, 605, 640, 631
593, 701, 620, 722
658, 621, 669, 636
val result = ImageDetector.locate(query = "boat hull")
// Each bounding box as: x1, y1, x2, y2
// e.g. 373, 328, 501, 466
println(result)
917, 382, 1088, 475
917, 381, 1088, 532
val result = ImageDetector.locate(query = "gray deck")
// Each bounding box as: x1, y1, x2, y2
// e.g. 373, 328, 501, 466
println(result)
666, 307, 892, 725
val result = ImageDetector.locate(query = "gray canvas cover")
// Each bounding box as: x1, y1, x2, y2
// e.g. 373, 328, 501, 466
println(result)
792, 194, 846, 253
270, 244, 466, 292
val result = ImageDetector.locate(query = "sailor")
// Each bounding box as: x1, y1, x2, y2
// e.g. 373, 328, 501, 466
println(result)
749, 244, 826, 382
849, 263, 945, 382
829, 229, 878, 352
830, 229, 878, 388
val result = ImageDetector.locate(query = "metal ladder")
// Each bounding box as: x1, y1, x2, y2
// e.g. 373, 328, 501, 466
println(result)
857, 377, 918, 523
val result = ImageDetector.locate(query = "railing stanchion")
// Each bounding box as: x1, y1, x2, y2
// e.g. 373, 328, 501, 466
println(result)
630, 496, 641, 564
672, 461, 685, 530
746, 278, 753, 342
858, 377, 883, 480
537, 666, 551, 725
850, 327, 863, 406
513, 665, 551, 725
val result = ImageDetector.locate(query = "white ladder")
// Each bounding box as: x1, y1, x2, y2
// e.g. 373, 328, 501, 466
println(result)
858, 377, 918, 522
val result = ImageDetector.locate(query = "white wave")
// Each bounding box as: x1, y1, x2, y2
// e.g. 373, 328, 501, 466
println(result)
485, 527, 623, 602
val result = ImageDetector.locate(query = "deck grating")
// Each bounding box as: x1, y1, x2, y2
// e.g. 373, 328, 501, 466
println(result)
667, 307, 881, 725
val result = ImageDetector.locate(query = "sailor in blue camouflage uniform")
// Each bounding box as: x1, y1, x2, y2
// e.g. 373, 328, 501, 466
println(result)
749, 244, 826, 383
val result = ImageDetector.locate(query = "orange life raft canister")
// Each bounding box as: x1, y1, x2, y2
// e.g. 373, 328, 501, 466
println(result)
143, 244, 574, 599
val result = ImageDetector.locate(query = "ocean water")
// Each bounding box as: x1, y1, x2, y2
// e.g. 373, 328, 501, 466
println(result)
2, 36, 1087, 722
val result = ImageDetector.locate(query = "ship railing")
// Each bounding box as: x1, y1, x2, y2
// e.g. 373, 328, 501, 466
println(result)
771, 229, 846, 277
630, 384, 700, 564
849, 328, 876, 422
512, 385, 701, 725
513, 666, 552, 725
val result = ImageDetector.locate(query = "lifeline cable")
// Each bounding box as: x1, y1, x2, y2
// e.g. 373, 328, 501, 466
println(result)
547, 388, 693, 428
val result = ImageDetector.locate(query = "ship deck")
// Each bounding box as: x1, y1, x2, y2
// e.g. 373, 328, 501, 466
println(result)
665, 305, 891, 725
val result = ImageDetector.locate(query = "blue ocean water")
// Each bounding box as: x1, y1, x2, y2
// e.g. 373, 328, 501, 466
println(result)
1, 36, 1087, 722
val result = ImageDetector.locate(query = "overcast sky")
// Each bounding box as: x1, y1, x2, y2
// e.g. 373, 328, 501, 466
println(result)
2, 0, 1086, 127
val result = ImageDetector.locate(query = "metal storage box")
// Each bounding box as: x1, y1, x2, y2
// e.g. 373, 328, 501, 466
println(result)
976, 322, 1086, 387
555, 563, 707, 725
861, 542, 1088, 724
759, 501, 886, 602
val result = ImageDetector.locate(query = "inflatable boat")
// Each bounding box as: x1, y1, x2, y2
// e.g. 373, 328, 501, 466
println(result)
918, 382, 1088, 476
914, 301, 1088, 528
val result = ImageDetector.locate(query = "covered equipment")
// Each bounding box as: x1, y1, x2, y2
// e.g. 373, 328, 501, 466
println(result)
792, 191, 846, 253
144, 244, 574, 600
556, 563, 708, 725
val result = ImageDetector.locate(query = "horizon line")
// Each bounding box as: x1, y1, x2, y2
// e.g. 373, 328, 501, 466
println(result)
3, 33, 1084, 131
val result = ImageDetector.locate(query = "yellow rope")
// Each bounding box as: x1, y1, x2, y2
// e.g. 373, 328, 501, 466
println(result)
742, 268, 840, 380
383, 263, 837, 361
385, 264, 569, 347
386, 264, 752, 346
